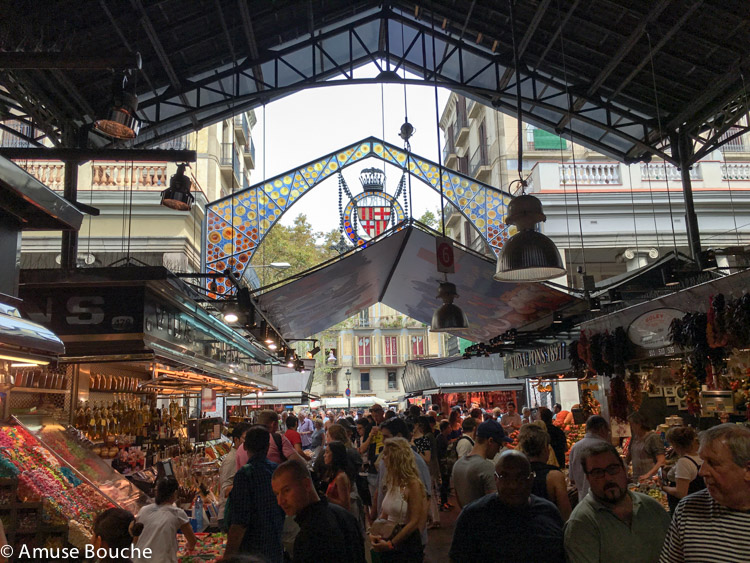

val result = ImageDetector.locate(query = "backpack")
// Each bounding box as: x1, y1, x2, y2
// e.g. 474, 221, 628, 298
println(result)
273, 432, 287, 462
444, 435, 473, 475
685, 457, 706, 494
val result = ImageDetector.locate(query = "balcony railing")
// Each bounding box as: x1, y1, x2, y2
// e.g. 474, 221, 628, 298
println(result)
470, 144, 489, 177
234, 114, 249, 143
640, 162, 701, 182
220, 142, 241, 181
92, 163, 168, 189
17, 161, 65, 190
719, 127, 747, 153
721, 163, 750, 181
560, 163, 621, 185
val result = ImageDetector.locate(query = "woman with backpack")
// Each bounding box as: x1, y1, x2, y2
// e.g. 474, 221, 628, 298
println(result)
660, 425, 704, 514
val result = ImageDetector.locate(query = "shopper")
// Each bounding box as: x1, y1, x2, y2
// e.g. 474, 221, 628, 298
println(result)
272, 459, 365, 563
568, 415, 610, 502
450, 450, 565, 562
93, 507, 144, 563
412, 415, 440, 528
310, 418, 325, 450
324, 441, 352, 511
355, 418, 371, 453
626, 412, 666, 482
369, 437, 428, 562
500, 401, 523, 434
660, 425, 704, 513
521, 407, 533, 425
564, 442, 670, 563
362, 403, 386, 505
374, 417, 431, 516
435, 420, 452, 511
297, 411, 314, 449
539, 407, 567, 468
451, 419, 508, 508
660, 423, 750, 562
223, 426, 284, 562
284, 414, 311, 461
447, 410, 462, 440
454, 416, 478, 458
517, 424, 572, 520
243, 410, 303, 467
219, 422, 250, 528
133, 476, 197, 563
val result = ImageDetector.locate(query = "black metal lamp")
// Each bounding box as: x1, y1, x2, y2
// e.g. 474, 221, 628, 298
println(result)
161, 164, 195, 211
95, 73, 141, 139
431, 281, 469, 331
494, 194, 566, 282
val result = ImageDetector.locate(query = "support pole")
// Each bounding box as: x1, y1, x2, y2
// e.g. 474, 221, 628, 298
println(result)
60, 159, 79, 269
673, 131, 702, 264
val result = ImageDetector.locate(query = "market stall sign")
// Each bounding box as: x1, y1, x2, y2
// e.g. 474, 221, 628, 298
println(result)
627, 308, 684, 352
505, 341, 571, 379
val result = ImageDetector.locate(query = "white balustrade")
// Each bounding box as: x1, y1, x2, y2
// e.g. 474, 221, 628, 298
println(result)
559, 163, 621, 185
640, 162, 701, 182
721, 163, 750, 181
92, 163, 168, 189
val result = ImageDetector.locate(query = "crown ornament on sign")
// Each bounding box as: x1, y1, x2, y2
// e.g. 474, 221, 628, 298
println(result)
359, 167, 385, 192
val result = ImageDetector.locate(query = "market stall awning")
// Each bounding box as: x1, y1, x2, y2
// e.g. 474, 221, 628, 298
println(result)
0, 302, 64, 362
402, 354, 523, 395
257, 226, 578, 343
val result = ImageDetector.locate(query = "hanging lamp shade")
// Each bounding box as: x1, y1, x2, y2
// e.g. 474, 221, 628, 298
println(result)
494, 194, 566, 282
160, 164, 195, 211
95, 75, 141, 140
431, 282, 469, 332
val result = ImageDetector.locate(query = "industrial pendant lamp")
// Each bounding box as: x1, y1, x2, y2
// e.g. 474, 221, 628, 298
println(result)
494, 0, 565, 283
95, 73, 141, 139
494, 192, 566, 282
431, 281, 469, 332
161, 164, 195, 211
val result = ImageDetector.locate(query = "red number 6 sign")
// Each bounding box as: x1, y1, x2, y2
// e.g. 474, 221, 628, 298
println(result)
436, 237, 455, 273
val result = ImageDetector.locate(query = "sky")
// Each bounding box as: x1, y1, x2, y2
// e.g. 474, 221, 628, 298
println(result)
251, 63, 451, 236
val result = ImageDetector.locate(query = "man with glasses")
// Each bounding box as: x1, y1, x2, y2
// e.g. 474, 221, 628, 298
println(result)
449, 450, 564, 562
564, 442, 670, 563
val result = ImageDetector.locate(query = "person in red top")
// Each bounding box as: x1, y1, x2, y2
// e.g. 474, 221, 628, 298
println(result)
324, 441, 351, 511
285, 414, 311, 461
237, 411, 305, 469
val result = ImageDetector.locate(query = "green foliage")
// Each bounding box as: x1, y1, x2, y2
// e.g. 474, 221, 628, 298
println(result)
418, 209, 438, 228
252, 214, 339, 286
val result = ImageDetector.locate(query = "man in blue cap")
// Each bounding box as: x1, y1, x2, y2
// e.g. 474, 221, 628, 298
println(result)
451, 419, 512, 508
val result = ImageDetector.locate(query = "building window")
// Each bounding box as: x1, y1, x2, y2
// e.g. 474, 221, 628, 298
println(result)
360, 372, 371, 391
411, 335, 425, 357
358, 309, 370, 327
326, 370, 337, 387
384, 336, 398, 364
458, 155, 469, 174
358, 337, 371, 364
388, 371, 398, 390
463, 221, 473, 246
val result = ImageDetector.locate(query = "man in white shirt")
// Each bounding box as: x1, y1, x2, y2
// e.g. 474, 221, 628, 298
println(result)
219, 423, 250, 527
567, 415, 610, 502
297, 411, 314, 450
455, 416, 479, 458
500, 402, 522, 435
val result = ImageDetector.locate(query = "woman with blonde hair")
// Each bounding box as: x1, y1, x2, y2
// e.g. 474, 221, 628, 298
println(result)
369, 437, 427, 562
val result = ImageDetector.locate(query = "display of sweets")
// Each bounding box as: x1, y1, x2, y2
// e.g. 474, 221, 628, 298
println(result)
178, 532, 226, 562
0, 424, 115, 536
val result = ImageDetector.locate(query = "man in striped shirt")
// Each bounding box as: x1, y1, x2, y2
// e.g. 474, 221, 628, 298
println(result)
660, 423, 750, 562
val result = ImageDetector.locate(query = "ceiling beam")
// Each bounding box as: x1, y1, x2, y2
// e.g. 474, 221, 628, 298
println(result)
498, 0, 552, 90
555, 0, 672, 131
133, 0, 200, 128
0, 52, 140, 70
0, 147, 197, 163
238, 0, 265, 93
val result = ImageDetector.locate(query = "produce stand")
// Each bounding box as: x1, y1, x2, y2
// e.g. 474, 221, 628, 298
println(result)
178, 532, 226, 562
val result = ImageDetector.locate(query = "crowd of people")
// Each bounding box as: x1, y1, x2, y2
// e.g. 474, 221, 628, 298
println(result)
70, 402, 750, 562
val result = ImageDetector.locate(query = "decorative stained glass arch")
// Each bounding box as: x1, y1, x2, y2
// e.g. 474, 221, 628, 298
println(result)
203, 136, 513, 296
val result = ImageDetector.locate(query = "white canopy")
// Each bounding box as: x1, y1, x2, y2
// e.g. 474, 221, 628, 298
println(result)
310, 396, 387, 409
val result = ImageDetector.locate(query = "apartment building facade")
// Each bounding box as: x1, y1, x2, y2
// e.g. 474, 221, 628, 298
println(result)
439, 93, 750, 284
3, 112, 256, 274
312, 303, 445, 403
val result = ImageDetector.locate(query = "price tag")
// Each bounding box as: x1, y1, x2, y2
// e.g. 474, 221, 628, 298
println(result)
436, 237, 455, 273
